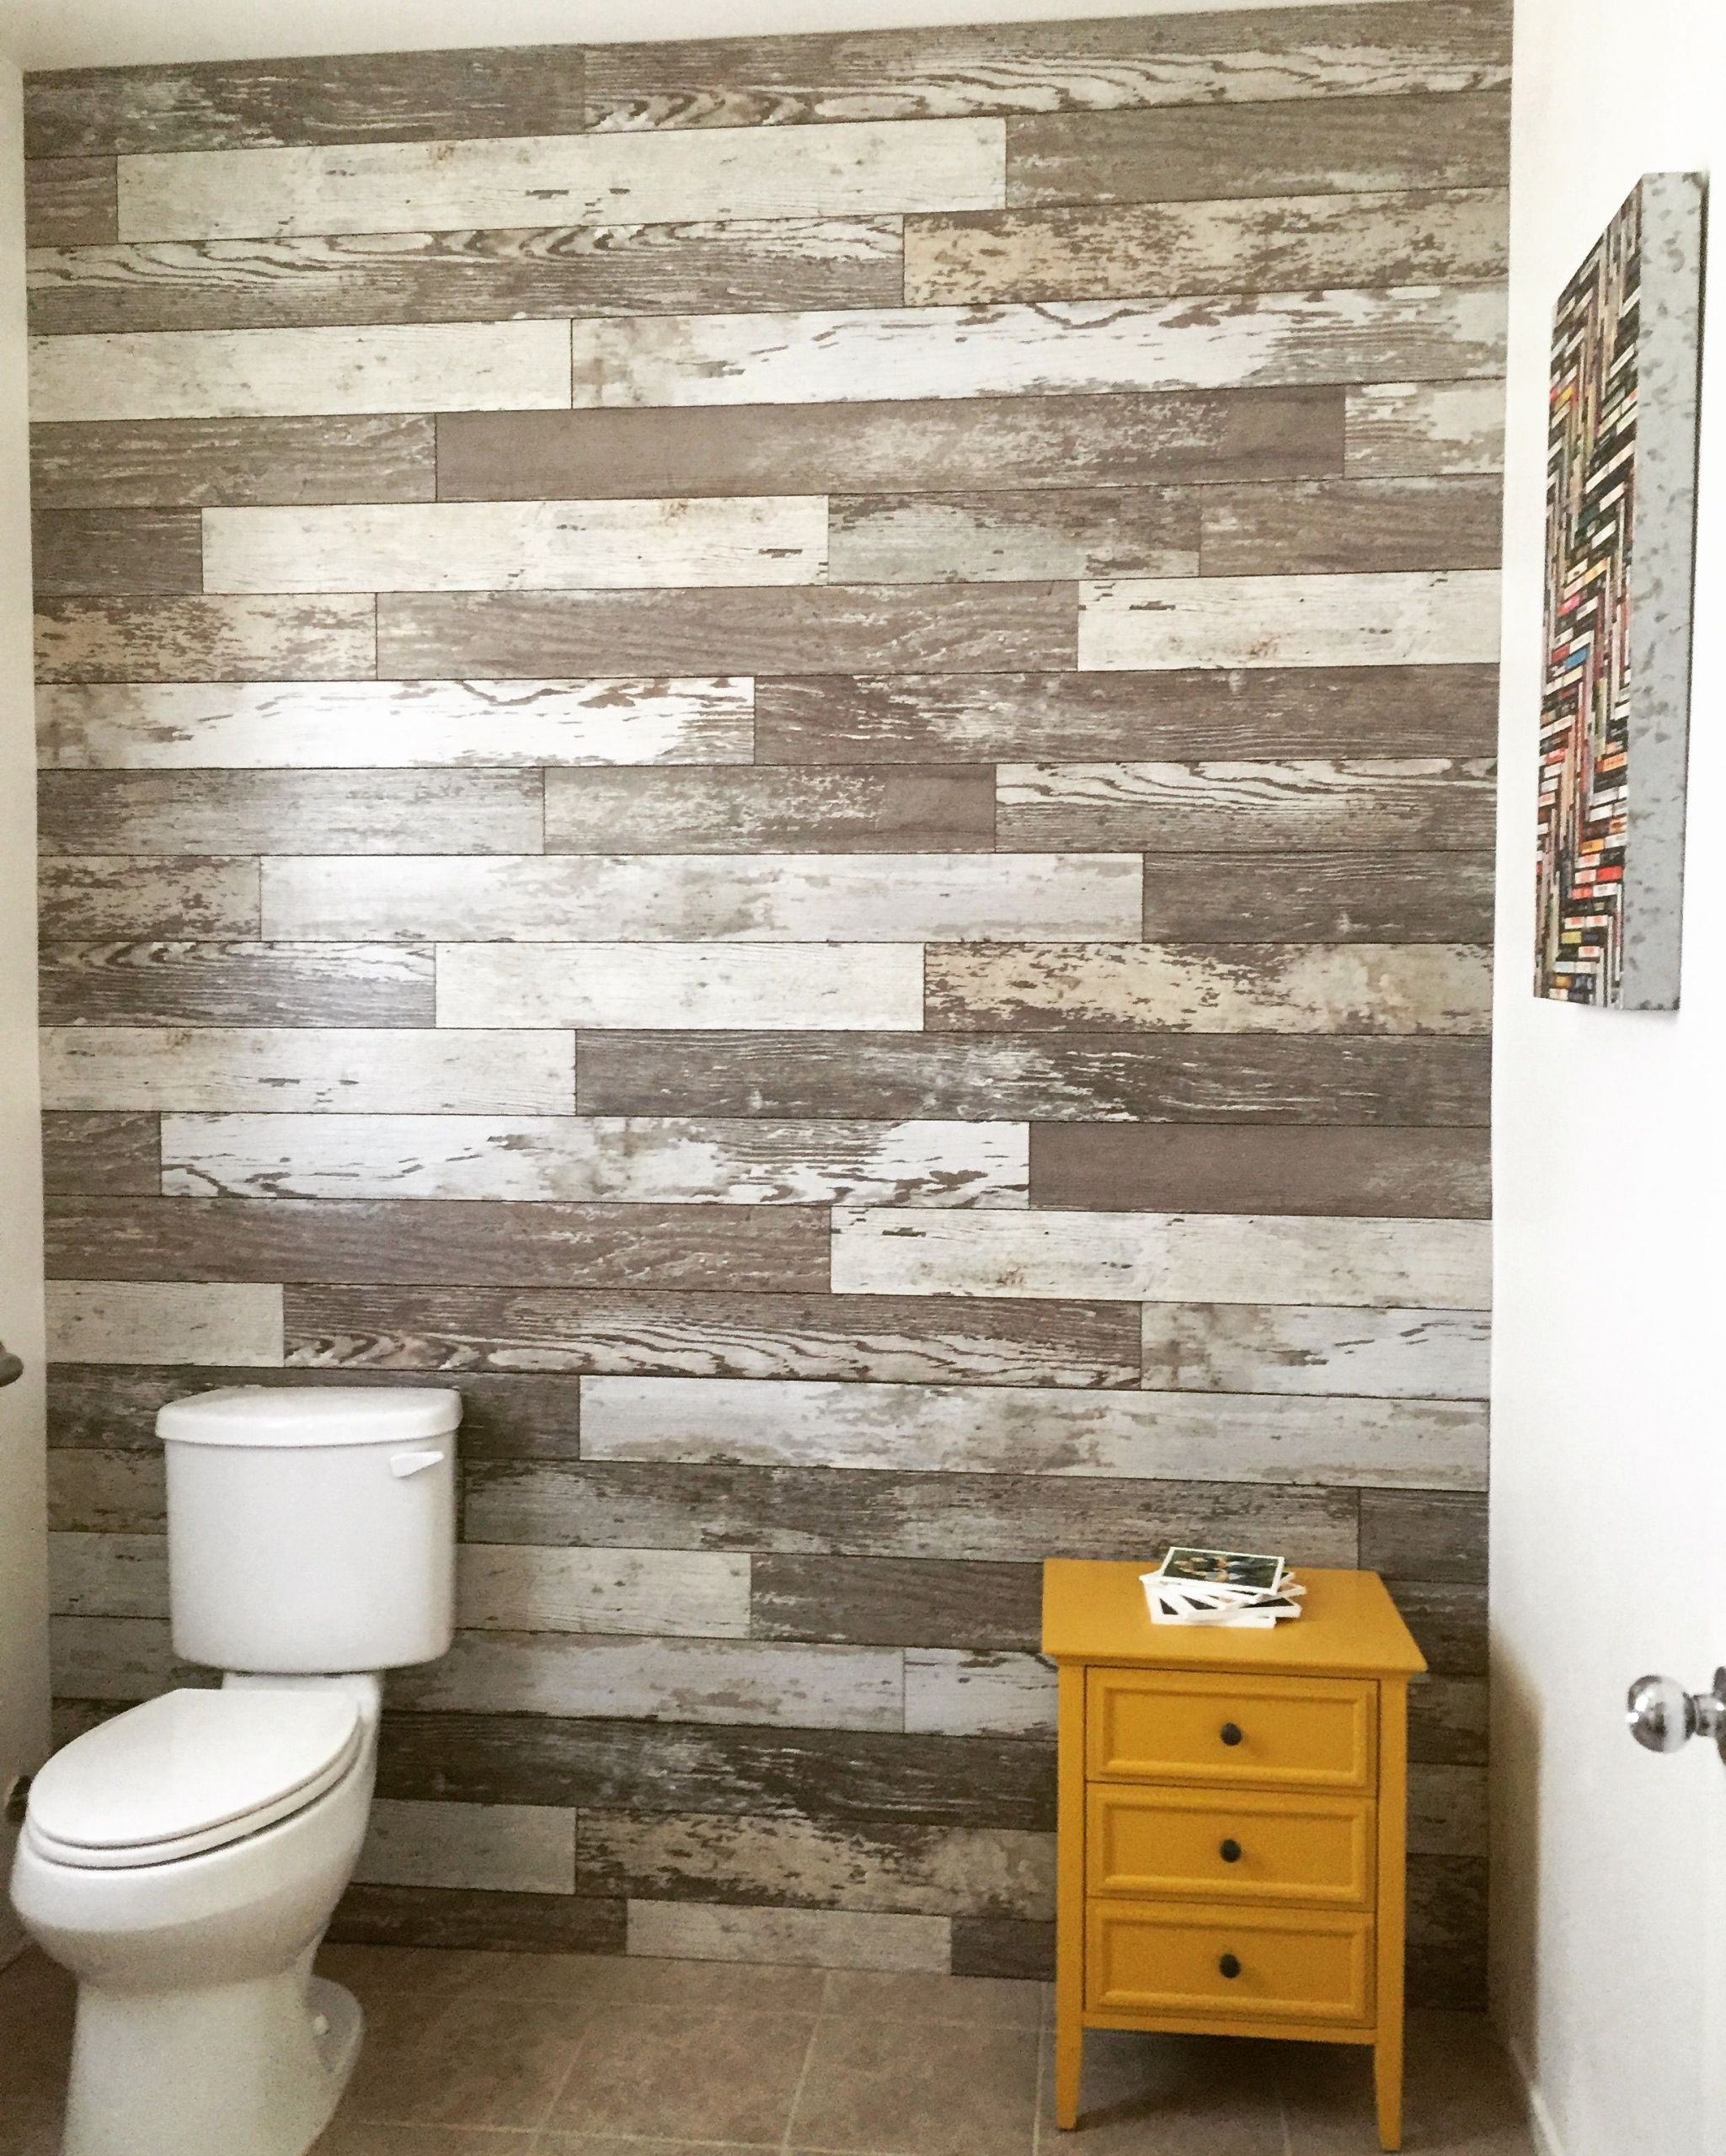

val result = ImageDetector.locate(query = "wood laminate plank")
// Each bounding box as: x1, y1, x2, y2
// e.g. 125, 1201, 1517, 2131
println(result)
1142, 1304, 1491, 1399
574, 1032, 1491, 1125
355, 1798, 577, 1897
457, 1545, 751, 1640
42, 1114, 161, 1198
826, 489, 1200, 584
24, 157, 118, 246
40, 857, 259, 939
436, 388, 1344, 501
925, 942, 1492, 1035
329, 1883, 623, 1954
1198, 477, 1503, 574
29, 414, 437, 509
35, 595, 377, 682
1358, 1491, 1488, 1582
541, 767, 995, 854
437, 944, 925, 1032
1034, 1126, 1490, 1219
39, 942, 435, 1028
161, 1113, 1029, 1208
46, 1280, 284, 1367
1078, 569, 1502, 670
48, 1451, 168, 1534
1141, 853, 1496, 945
752, 1555, 1041, 1651
905, 1648, 1055, 1737
48, 1531, 168, 1620
30, 510, 202, 597
1344, 377, 1506, 476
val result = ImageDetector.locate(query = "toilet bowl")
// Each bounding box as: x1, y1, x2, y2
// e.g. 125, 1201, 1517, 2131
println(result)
8, 1385, 461, 2156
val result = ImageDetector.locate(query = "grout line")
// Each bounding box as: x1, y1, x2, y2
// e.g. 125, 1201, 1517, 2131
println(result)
778, 1993, 824, 2155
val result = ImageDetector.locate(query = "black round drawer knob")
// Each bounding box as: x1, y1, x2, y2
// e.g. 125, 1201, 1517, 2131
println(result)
1218, 1953, 1242, 1981
1220, 1721, 1244, 1747
1219, 1838, 1242, 1864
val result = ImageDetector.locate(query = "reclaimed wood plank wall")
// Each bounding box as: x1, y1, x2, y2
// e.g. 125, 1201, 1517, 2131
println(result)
27, 0, 1507, 2005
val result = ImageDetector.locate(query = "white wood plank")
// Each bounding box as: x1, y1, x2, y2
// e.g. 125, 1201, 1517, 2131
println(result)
39, 679, 755, 771
626, 1901, 950, 1975
831, 1208, 1490, 1306
161, 1113, 1029, 1207
48, 1531, 168, 1620
261, 852, 1142, 943
117, 120, 1006, 241
46, 1281, 284, 1366
29, 321, 572, 422
49, 1616, 192, 1702
1142, 1305, 1491, 1399
42, 1027, 574, 1114
202, 499, 828, 595
580, 1376, 1489, 1491
904, 1648, 1056, 1737
569, 288, 1505, 409
392, 1630, 906, 1730
436, 943, 923, 1032
1078, 569, 1502, 670
355, 1800, 576, 1895
1345, 377, 1507, 476
457, 1545, 751, 1639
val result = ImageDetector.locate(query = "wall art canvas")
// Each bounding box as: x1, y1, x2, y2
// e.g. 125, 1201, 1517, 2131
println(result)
1536, 170, 1705, 1008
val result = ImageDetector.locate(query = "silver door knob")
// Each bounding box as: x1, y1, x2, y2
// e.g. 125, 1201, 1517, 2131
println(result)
1627, 1670, 1726, 1755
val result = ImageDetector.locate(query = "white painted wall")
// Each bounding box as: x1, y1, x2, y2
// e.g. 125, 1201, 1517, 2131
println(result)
0, 47, 47, 1963
1492, 5, 1726, 2153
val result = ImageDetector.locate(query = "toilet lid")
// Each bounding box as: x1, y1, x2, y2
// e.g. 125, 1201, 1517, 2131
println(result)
26, 1689, 362, 1870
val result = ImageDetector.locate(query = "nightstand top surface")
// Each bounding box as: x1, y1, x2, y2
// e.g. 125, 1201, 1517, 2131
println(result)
1040, 1560, 1427, 1678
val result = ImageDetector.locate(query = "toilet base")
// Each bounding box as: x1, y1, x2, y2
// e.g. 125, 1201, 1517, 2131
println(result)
61, 1952, 363, 2156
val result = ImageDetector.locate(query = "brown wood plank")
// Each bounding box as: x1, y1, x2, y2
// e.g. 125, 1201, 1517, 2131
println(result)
1359, 1490, 1488, 1583
38, 942, 435, 1027
1007, 91, 1511, 208
35, 595, 377, 681
753, 666, 1500, 764
378, 585, 1076, 680
435, 390, 1344, 502
827, 489, 1201, 584
574, 1032, 1491, 1125
951, 1917, 1052, 1980
543, 767, 995, 854
40, 857, 260, 940
1198, 477, 1504, 574
24, 47, 587, 157
37, 770, 542, 857
30, 416, 437, 510
1407, 1855, 1487, 2009
42, 1114, 160, 1198
752, 1556, 1041, 1650
1388, 1581, 1487, 1676
1142, 853, 1496, 945
24, 157, 117, 246
329, 1886, 623, 1956
31, 510, 204, 597
1408, 1676, 1486, 1767
1029, 1124, 1490, 1218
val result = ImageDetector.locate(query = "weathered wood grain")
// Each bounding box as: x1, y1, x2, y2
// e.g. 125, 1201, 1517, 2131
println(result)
30, 321, 572, 424
569, 290, 1504, 410
830, 1208, 1492, 1307
50, 1614, 202, 1700
436, 388, 1344, 501
827, 489, 1200, 584
1407, 1765, 1488, 1859
26, 221, 906, 336
38, 942, 434, 1028
457, 1545, 751, 1640
581, 1376, 1488, 1489
29, 414, 436, 510
436, 944, 925, 1032
464, 1458, 1359, 1566
40, 1027, 574, 1116
46, 1280, 284, 1368
39, 857, 260, 939
754, 665, 1501, 763
1141, 853, 1496, 945
260, 853, 1140, 945
625, 1900, 950, 1972
1407, 1855, 1487, 2009
952, 1916, 1051, 1981
925, 942, 1492, 1036
119, 120, 1004, 243
1344, 378, 1506, 476
355, 1798, 576, 1897
1386, 1581, 1486, 1676
39, 769, 542, 857
161, 1113, 1029, 1208
542, 767, 993, 856
203, 497, 829, 595
48, 1531, 168, 1620
30, 510, 203, 596
35, 595, 377, 682
1358, 1489, 1488, 1584
48, 1449, 168, 1534
1409, 1677, 1488, 1768
377, 584, 1077, 680
1034, 1126, 1491, 1219
1141, 1304, 1490, 1399
24, 157, 117, 246
1007, 91, 1511, 207
583, 8, 1512, 129
574, 1032, 1491, 1125
24, 47, 590, 157
905, 1649, 1055, 1737
45, 1198, 831, 1294
39, 678, 754, 771
996, 758, 1495, 852
1198, 477, 1504, 575
752, 1556, 1040, 1651
906, 188, 1508, 305
329, 1883, 623, 1955
285, 1285, 1136, 1388
1079, 569, 1502, 670
42, 1114, 160, 1198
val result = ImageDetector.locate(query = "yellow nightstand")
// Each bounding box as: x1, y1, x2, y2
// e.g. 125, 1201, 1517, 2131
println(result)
1043, 1561, 1427, 2153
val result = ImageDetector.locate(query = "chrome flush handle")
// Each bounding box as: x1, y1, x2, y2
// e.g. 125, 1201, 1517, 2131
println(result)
1627, 1670, 1726, 1758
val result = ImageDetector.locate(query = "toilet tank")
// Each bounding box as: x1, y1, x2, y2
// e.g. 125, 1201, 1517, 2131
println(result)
157, 1386, 460, 1674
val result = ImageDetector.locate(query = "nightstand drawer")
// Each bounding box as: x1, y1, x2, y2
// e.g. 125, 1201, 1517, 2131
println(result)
1087, 1668, 1376, 1791
1087, 1785, 1376, 1908
1087, 1900, 1375, 2027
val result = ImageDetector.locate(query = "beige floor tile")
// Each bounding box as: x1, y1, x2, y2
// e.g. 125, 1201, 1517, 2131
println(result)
345, 1994, 583, 2132
822, 1967, 1046, 2027
1278, 2014, 1536, 2154
547, 2001, 815, 2143
790, 2016, 1039, 2156
1039, 2027, 1285, 2156
318, 1945, 504, 1996
317, 2124, 537, 2154
477, 1950, 816, 2012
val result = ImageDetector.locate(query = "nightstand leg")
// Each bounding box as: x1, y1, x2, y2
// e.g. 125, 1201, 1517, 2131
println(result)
1054, 2011, 1082, 2131
1374, 2025, 1403, 2152
1053, 1663, 1086, 2129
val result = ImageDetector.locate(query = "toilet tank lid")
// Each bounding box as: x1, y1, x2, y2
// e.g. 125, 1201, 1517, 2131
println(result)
157, 1385, 462, 1447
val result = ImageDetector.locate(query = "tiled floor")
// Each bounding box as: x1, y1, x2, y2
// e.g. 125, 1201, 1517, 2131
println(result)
0, 1941, 1536, 2155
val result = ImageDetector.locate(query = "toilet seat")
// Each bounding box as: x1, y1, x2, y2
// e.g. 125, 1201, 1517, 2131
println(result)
26, 1687, 363, 1870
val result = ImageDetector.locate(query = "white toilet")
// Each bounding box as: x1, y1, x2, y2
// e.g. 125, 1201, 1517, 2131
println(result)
9, 1385, 461, 2156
